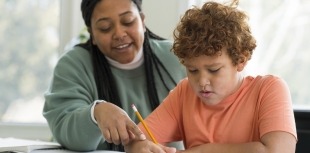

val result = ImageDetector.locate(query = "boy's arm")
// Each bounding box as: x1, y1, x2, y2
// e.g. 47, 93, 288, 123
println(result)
124, 139, 176, 153
177, 131, 296, 153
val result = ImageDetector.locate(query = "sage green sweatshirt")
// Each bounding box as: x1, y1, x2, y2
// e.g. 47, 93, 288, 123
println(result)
43, 39, 186, 151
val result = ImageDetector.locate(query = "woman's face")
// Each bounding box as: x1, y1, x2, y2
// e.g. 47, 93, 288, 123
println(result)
183, 49, 245, 105
90, 0, 145, 64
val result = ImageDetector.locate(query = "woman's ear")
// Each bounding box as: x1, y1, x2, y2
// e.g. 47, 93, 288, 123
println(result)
140, 12, 146, 32
87, 27, 96, 45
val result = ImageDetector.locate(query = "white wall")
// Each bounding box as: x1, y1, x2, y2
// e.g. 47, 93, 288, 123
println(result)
142, 0, 190, 39
142, 0, 182, 39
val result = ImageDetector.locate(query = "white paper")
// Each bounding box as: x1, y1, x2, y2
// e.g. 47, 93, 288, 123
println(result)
0, 137, 61, 153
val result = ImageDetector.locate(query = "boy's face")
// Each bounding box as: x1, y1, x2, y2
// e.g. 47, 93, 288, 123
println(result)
183, 49, 245, 105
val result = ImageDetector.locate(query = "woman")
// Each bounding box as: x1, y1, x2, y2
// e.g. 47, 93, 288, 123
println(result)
43, 0, 185, 151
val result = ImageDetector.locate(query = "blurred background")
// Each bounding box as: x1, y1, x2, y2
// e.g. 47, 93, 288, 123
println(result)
0, 0, 309, 136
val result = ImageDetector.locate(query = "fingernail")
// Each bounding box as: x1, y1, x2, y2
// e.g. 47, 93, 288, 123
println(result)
140, 134, 146, 140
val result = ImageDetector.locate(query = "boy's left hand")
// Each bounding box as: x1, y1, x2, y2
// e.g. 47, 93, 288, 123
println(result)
124, 139, 176, 153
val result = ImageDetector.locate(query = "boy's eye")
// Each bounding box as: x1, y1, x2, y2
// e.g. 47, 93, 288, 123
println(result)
208, 68, 220, 73
187, 69, 198, 73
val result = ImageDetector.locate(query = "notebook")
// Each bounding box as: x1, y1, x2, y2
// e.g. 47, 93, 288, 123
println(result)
0, 137, 61, 153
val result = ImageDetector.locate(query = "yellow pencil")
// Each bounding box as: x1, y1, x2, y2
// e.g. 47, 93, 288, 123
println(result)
132, 104, 158, 144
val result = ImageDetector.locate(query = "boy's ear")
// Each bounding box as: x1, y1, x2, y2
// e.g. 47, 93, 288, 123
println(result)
237, 57, 247, 71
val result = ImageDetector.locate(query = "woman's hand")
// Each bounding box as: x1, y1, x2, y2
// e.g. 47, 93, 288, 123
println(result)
124, 139, 176, 153
94, 102, 146, 145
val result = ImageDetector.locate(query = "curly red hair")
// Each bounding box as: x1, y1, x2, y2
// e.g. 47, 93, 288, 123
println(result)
172, 0, 256, 65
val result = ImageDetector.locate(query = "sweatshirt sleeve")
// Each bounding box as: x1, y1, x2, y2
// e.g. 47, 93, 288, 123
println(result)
43, 47, 103, 151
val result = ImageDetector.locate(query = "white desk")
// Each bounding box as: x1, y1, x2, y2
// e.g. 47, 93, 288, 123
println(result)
31, 150, 124, 153
0, 137, 125, 153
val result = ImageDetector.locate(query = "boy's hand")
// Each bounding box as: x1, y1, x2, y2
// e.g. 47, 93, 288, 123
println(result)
124, 139, 176, 153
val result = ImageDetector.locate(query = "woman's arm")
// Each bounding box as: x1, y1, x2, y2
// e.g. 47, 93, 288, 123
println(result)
43, 49, 103, 151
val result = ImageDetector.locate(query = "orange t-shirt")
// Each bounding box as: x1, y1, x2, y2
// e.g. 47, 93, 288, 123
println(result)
140, 75, 297, 149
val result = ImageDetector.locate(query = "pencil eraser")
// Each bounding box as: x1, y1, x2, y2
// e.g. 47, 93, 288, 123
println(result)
132, 104, 137, 111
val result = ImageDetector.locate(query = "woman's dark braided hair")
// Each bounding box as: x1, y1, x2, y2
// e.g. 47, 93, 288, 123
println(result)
78, 0, 177, 151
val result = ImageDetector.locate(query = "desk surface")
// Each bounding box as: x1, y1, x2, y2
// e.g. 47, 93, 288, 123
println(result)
31, 150, 124, 153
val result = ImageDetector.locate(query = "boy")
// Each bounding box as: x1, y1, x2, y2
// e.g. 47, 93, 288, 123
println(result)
125, 0, 297, 152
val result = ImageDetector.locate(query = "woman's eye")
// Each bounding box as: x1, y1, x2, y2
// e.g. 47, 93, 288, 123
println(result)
98, 25, 111, 32
122, 15, 136, 25
123, 19, 135, 26
100, 28, 110, 32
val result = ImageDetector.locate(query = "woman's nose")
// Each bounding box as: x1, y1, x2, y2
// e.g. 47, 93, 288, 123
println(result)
113, 24, 127, 41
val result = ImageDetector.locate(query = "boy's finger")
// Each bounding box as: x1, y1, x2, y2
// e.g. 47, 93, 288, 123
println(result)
128, 122, 146, 140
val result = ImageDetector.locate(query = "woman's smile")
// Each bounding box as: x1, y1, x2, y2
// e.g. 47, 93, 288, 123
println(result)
113, 43, 132, 53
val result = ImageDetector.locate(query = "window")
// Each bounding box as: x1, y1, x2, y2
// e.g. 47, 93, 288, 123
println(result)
185, 0, 310, 109
0, 0, 86, 141
0, 0, 59, 123
0, 0, 84, 124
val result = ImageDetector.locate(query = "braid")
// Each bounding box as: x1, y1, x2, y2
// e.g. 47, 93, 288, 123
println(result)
92, 44, 122, 107
143, 32, 160, 110
144, 27, 178, 109
152, 53, 178, 90
77, 40, 124, 151
78, 40, 122, 108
